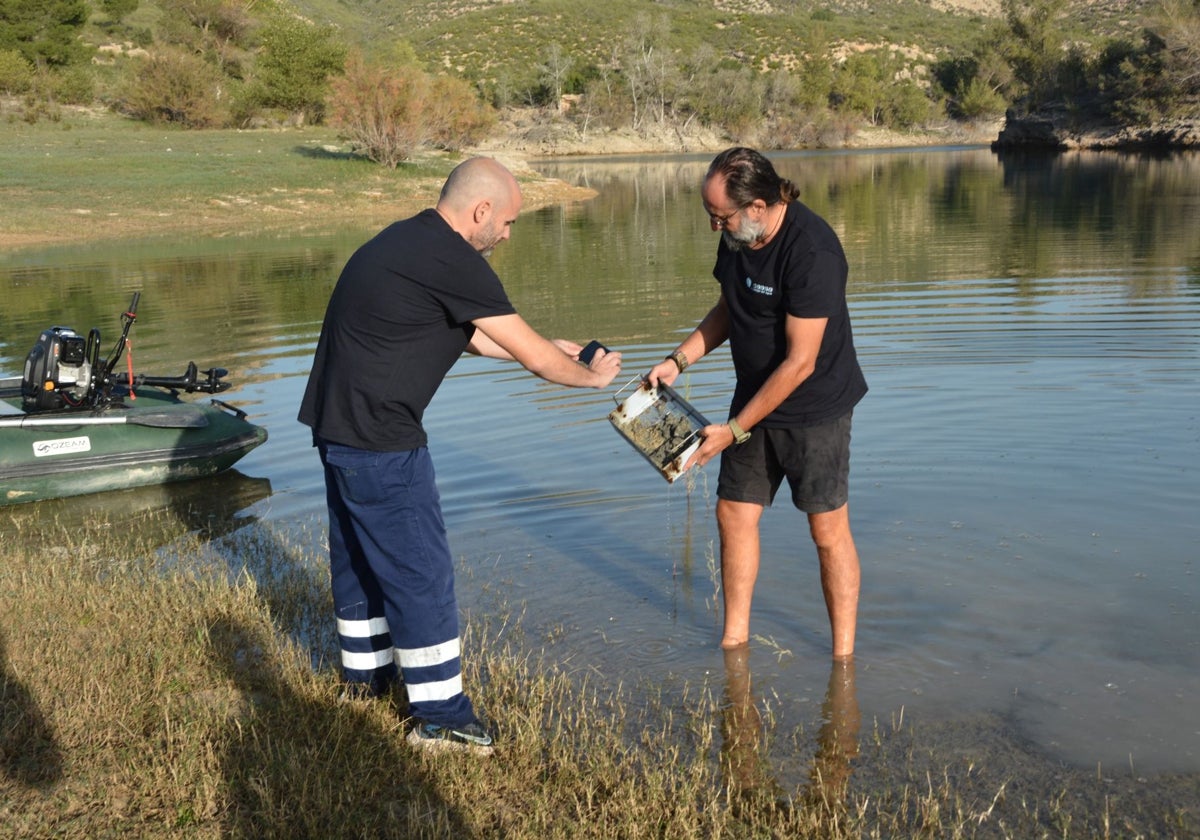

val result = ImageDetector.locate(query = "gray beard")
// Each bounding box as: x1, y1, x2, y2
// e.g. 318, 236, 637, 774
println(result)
722, 217, 766, 251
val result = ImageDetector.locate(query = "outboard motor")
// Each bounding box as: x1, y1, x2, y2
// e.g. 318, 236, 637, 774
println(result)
21, 326, 93, 411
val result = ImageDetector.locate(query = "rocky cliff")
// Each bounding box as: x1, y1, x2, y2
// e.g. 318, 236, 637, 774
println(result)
992, 107, 1200, 151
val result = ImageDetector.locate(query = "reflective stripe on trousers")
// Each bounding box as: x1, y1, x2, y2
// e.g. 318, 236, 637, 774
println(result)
319, 439, 474, 726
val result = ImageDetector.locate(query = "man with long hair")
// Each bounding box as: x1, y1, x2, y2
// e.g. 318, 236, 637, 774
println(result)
648, 147, 867, 660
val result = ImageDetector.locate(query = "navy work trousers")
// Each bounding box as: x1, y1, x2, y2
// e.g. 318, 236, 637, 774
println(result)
317, 438, 475, 726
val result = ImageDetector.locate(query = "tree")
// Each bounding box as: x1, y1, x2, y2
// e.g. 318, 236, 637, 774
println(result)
793, 26, 836, 111
620, 13, 676, 129
999, 0, 1072, 108
1147, 0, 1200, 100
99, 0, 140, 24
537, 42, 574, 107
247, 13, 346, 123
834, 51, 891, 125
0, 0, 91, 68
1094, 1, 1200, 122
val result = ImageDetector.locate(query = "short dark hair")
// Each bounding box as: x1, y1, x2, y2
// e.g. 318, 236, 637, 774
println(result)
706, 147, 800, 207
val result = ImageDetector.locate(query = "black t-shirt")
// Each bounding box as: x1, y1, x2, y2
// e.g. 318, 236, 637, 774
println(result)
298, 210, 516, 451
713, 200, 867, 427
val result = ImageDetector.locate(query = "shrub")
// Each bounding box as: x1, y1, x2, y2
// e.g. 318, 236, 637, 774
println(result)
695, 66, 762, 137
424, 74, 496, 150
119, 48, 227, 127
886, 80, 936, 128
0, 49, 34, 95
327, 54, 496, 167
326, 55, 432, 167
955, 76, 1008, 119
48, 63, 94, 104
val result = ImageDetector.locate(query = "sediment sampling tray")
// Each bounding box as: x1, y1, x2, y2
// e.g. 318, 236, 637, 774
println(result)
608, 378, 709, 483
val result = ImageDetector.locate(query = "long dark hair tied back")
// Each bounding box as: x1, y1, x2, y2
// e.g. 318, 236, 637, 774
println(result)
707, 147, 799, 206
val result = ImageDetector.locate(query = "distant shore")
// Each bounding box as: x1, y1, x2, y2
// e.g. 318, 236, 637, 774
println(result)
470, 109, 1005, 159
15, 106, 1194, 254
0, 112, 1002, 252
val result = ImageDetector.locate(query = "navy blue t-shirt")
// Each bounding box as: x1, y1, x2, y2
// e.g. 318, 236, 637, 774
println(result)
299, 210, 516, 450
714, 200, 867, 426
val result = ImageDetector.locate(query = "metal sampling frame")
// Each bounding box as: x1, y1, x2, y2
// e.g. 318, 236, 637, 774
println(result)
608, 377, 709, 483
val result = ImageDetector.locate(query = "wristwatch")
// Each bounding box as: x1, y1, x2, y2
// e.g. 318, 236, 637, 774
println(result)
727, 417, 751, 444
666, 349, 689, 372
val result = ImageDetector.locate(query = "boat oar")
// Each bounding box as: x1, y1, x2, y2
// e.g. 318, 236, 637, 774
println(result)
0, 406, 209, 430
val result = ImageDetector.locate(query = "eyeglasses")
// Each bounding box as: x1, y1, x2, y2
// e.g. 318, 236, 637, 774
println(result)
707, 204, 747, 229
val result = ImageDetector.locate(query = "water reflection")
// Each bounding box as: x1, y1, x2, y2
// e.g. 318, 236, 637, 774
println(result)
720, 648, 861, 810
719, 644, 774, 799
806, 658, 861, 805
0, 470, 273, 549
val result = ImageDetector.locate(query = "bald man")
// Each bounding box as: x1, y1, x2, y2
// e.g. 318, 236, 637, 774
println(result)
300, 157, 621, 754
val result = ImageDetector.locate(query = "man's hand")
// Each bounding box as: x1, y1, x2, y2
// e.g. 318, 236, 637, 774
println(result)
684, 422, 735, 470
646, 358, 680, 388
551, 339, 583, 357
584, 345, 622, 387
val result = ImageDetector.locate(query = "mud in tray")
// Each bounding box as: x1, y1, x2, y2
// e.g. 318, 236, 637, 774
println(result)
608, 378, 709, 483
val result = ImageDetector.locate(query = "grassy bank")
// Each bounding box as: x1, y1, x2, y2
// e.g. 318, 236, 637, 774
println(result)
0, 110, 595, 251
1, 503, 1195, 838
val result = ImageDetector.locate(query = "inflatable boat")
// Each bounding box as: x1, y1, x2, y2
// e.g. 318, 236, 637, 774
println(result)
0, 294, 267, 506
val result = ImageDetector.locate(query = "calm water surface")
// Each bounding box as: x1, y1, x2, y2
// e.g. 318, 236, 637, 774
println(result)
2, 147, 1198, 784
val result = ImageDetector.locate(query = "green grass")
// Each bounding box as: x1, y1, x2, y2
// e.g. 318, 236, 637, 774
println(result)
0, 110, 613, 254
0, 110, 509, 248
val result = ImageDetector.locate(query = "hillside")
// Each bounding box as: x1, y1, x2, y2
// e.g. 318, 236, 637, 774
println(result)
82, 0, 1188, 155
278, 0, 1146, 95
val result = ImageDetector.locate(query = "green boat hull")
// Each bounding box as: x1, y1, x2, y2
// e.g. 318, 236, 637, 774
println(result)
0, 388, 267, 506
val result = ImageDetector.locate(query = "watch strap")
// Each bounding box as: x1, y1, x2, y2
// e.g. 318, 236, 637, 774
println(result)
727, 417, 750, 444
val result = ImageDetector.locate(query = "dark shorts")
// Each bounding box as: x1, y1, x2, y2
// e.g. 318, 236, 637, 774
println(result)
717, 411, 853, 513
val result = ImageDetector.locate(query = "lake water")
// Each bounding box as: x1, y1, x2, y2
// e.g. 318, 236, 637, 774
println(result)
2, 147, 1198, 789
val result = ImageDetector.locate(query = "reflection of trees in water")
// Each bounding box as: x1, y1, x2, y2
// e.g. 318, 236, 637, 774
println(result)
719, 646, 861, 814
0, 236, 351, 371
525, 150, 1200, 316
995, 150, 1200, 285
